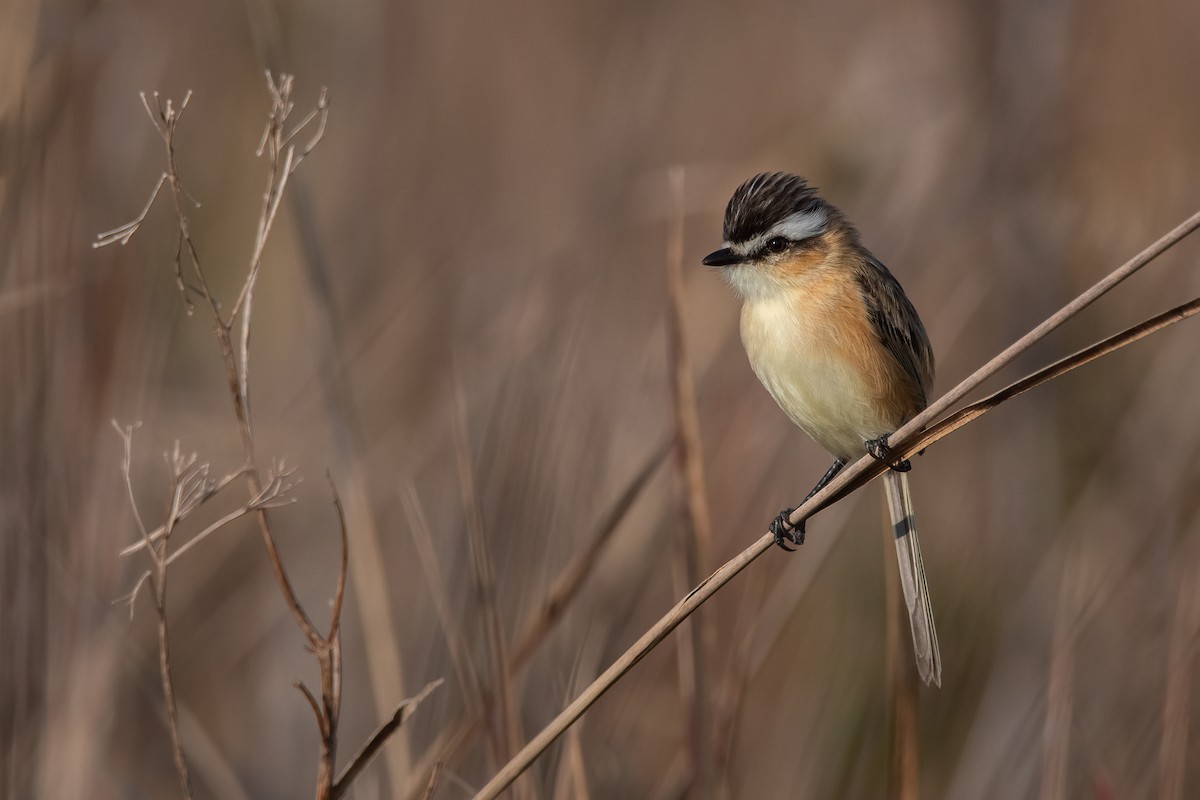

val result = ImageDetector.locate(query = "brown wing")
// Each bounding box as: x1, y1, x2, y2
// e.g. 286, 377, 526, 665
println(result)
856, 255, 935, 412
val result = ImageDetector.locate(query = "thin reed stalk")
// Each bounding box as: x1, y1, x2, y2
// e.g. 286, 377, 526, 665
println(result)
664, 166, 715, 797
472, 207, 1200, 799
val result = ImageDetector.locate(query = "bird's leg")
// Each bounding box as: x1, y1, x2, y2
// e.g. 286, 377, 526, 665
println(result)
770, 458, 847, 550
865, 434, 911, 472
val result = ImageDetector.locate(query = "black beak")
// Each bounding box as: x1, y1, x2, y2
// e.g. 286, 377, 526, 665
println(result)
702, 247, 743, 267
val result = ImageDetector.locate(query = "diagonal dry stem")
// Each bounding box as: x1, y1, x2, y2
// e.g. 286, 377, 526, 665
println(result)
331, 680, 444, 799
471, 206, 1200, 799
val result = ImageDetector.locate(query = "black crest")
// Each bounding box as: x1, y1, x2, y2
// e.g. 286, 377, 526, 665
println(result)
723, 172, 826, 244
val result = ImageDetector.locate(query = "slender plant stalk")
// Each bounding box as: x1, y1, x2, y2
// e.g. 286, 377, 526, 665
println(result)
471, 207, 1200, 799
664, 166, 715, 797
451, 378, 529, 799
114, 425, 195, 799
399, 440, 670, 800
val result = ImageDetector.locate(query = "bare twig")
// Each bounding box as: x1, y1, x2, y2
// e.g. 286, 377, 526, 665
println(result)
118, 464, 276, 557
332, 680, 444, 799
112, 423, 194, 800
471, 208, 1200, 799
296, 681, 327, 737
164, 466, 298, 567
883, 295, 1200, 477
93, 173, 168, 247
119, 464, 298, 613
314, 481, 352, 798
326, 475, 350, 643
99, 76, 384, 800
107, 76, 332, 657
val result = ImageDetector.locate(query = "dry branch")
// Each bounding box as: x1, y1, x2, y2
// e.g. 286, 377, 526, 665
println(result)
100, 74, 424, 800
112, 423, 194, 799
472, 206, 1200, 799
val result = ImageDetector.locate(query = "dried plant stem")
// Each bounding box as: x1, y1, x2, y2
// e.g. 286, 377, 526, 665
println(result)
451, 378, 526, 796
118, 465, 251, 557
876, 205, 1200, 465
99, 76, 416, 800
422, 762, 445, 800
472, 208, 1200, 799
400, 441, 669, 800
510, 439, 671, 670
664, 166, 714, 797
402, 485, 484, 710
815, 294, 1200, 514
332, 680, 444, 799
114, 424, 194, 799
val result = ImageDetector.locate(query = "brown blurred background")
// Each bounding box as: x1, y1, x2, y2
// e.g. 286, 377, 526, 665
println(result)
4, 0, 1200, 798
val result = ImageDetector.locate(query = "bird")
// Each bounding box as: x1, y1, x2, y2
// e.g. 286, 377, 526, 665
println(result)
702, 172, 941, 686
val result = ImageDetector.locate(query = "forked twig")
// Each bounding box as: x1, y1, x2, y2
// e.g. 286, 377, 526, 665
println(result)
93, 173, 169, 247
112, 422, 194, 800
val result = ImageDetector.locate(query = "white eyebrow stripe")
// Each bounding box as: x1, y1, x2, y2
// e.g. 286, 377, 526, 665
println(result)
770, 208, 828, 241
729, 208, 828, 256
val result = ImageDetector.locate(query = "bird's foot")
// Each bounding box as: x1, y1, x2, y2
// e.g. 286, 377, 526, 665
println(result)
770, 508, 804, 551
865, 434, 911, 472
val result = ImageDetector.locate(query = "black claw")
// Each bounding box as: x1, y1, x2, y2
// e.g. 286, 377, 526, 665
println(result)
770, 508, 804, 551
865, 434, 911, 472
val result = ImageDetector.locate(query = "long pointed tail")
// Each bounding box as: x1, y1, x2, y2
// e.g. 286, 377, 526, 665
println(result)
883, 470, 942, 687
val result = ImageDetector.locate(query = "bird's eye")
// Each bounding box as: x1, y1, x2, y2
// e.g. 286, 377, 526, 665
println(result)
765, 236, 788, 254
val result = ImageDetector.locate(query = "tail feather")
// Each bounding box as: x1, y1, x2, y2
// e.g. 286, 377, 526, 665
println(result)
883, 470, 941, 687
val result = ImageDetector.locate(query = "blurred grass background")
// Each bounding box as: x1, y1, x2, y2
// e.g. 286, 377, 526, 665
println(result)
4, 0, 1200, 798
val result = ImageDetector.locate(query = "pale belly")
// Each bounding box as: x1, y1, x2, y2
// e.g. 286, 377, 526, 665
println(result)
741, 298, 897, 460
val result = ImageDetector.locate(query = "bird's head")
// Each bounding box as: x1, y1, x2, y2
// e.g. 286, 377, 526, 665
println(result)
703, 172, 853, 301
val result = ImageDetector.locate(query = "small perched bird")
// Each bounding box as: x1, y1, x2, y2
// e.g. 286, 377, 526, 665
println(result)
703, 172, 941, 686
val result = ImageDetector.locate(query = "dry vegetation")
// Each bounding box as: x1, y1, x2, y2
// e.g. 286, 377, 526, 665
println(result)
5, 2, 1200, 799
